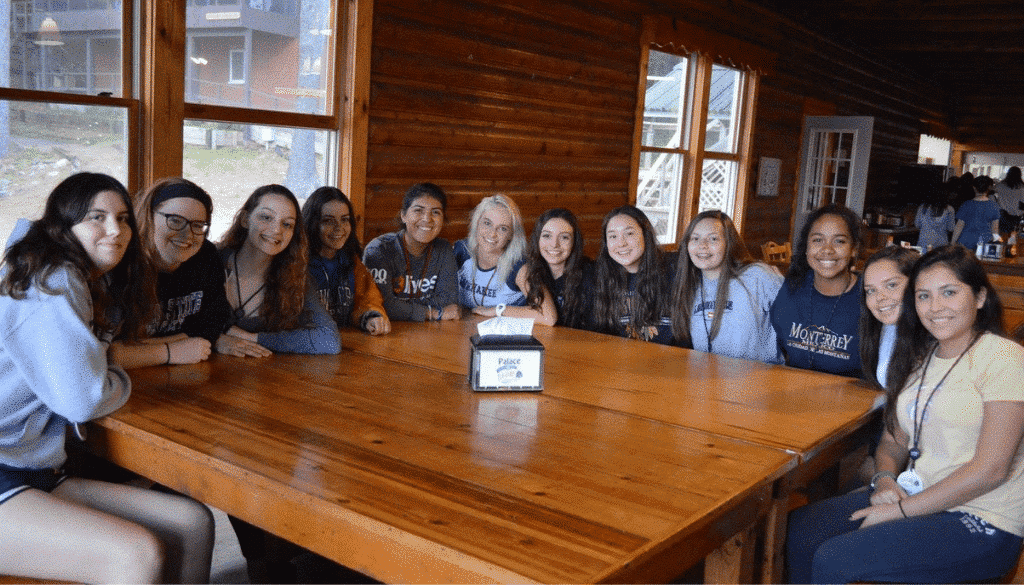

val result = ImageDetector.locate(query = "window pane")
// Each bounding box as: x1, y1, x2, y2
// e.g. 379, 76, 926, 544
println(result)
705, 64, 741, 153
698, 159, 738, 216
636, 150, 683, 244
5, 3, 123, 95
0, 100, 128, 241
185, 0, 337, 115
182, 120, 334, 240
642, 50, 688, 149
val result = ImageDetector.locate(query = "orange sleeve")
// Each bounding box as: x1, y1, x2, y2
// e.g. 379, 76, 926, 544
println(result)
351, 256, 388, 327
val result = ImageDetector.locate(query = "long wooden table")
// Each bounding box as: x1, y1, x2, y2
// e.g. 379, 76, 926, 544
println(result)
344, 319, 884, 581
88, 349, 796, 584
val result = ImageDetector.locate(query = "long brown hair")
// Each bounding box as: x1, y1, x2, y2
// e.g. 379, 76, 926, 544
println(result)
671, 210, 754, 348
1, 172, 155, 340
525, 208, 589, 327
219, 184, 310, 330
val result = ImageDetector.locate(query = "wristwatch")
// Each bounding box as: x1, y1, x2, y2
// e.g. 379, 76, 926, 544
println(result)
870, 471, 897, 489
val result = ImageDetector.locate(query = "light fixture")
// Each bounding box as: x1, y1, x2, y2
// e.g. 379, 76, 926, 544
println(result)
34, 16, 64, 46
190, 56, 208, 65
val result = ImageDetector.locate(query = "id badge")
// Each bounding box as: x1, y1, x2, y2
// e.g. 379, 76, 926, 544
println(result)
898, 469, 923, 495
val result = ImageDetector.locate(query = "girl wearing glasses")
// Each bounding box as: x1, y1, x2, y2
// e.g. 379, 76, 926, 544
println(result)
110, 178, 234, 367
302, 187, 390, 335
0, 173, 214, 583
218, 184, 340, 356
670, 210, 782, 362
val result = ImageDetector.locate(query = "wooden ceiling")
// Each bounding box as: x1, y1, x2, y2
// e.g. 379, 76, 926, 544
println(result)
747, 0, 1024, 152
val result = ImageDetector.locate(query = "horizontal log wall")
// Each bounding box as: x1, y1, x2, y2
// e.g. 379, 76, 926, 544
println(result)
364, 0, 950, 256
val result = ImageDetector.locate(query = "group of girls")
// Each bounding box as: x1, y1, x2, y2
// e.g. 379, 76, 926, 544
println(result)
783, 233, 1024, 580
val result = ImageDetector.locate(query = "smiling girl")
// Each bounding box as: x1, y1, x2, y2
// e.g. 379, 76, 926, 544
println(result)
110, 178, 232, 367
770, 204, 863, 376
786, 245, 1024, 583
671, 210, 781, 362
860, 246, 920, 388
455, 195, 556, 324
363, 183, 459, 322
302, 187, 390, 335
524, 208, 594, 329
0, 173, 214, 583
592, 205, 672, 343
218, 184, 340, 355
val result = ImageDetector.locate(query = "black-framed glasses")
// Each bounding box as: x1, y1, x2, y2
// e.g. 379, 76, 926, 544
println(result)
157, 211, 210, 235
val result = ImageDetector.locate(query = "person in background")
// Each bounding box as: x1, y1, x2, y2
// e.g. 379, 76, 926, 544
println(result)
671, 210, 782, 362
218, 184, 339, 355
455, 194, 556, 324
363, 182, 460, 322
952, 175, 1000, 249
914, 187, 955, 251
592, 205, 673, 343
770, 203, 863, 376
524, 207, 594, 329
0, 172, 214, 584
786, 245, 1024, 584
302, 186, 390, 335
995, 166, 1024, 244
109, 178, 232, 367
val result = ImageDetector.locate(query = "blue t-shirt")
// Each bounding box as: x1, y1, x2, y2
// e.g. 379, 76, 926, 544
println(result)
770, 274, 862, 377
955, 198, 1000, 248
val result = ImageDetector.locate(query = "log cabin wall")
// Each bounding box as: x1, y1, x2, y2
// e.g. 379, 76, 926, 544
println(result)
363, 0, 950, 257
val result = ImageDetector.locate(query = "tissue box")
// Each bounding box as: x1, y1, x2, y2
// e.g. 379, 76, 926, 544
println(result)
468, 335, 544, 391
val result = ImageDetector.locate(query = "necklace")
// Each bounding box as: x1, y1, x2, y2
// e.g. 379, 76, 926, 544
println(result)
400, 232, 433, 299
908, 333, 981, 467
806, 271, 853, 370
699, 276, 713, 352
232, 252, 266, 321
473, 265, 497, 307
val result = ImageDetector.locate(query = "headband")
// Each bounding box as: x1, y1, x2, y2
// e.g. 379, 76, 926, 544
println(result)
152, 182, 212, 216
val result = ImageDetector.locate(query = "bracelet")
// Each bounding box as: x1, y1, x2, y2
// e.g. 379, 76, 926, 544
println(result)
870, 471, 897, 489
897, 500, 908, 518
164, 343, 171, 365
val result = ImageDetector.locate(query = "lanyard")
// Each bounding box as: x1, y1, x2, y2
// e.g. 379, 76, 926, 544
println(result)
909, 333, 980, 467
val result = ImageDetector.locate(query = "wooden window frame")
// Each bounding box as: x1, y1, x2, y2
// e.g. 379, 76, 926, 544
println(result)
630, 15, 767, 248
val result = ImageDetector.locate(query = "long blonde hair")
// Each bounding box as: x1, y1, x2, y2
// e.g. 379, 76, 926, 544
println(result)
466, 194, 527, 285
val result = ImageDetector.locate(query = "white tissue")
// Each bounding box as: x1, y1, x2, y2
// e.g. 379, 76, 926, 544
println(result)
477, 305, 534, 336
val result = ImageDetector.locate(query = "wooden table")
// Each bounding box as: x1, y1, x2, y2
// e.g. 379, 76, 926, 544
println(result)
344, 319, 884, 581
88, 350, 795, 584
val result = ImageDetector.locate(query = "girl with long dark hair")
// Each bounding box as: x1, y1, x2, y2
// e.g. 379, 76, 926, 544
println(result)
523, 208, 594, 329
302, 186, 390, 335
218, 184, 340, 355
592, 205, 672, 343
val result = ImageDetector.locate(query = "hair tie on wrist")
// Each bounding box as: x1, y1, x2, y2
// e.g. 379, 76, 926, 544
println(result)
898, 500, 908, 518
165, 343, 172, 365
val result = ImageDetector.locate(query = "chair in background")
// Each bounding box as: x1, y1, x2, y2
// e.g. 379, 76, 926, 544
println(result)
761, 241, 791, 265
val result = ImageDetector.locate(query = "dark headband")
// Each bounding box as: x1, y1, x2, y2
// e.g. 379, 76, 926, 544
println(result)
152, 182, 213, 216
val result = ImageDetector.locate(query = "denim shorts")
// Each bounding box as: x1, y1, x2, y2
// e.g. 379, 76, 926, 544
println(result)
0, 464, 67, 505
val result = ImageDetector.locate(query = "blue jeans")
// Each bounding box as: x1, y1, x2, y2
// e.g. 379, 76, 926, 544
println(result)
786, 488, 1023, 583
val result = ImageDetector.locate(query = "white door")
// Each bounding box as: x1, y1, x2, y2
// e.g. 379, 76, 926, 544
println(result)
792, 116, 874, 242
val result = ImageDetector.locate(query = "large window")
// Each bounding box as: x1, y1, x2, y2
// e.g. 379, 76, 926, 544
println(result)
2, 0, 363, 243
634, 45, 757, 245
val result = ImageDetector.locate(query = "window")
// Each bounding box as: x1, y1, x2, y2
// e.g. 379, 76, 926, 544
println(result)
1, 1, 133, 242
228, 49, 245, 84
632, 19, 763, 246
2, 0, 367, 242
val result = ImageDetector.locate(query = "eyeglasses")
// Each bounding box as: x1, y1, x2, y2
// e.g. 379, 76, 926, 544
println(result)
157, 211, 210, 235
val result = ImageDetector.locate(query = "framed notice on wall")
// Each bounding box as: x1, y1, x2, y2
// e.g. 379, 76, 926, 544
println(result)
757, 157, 781, 197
